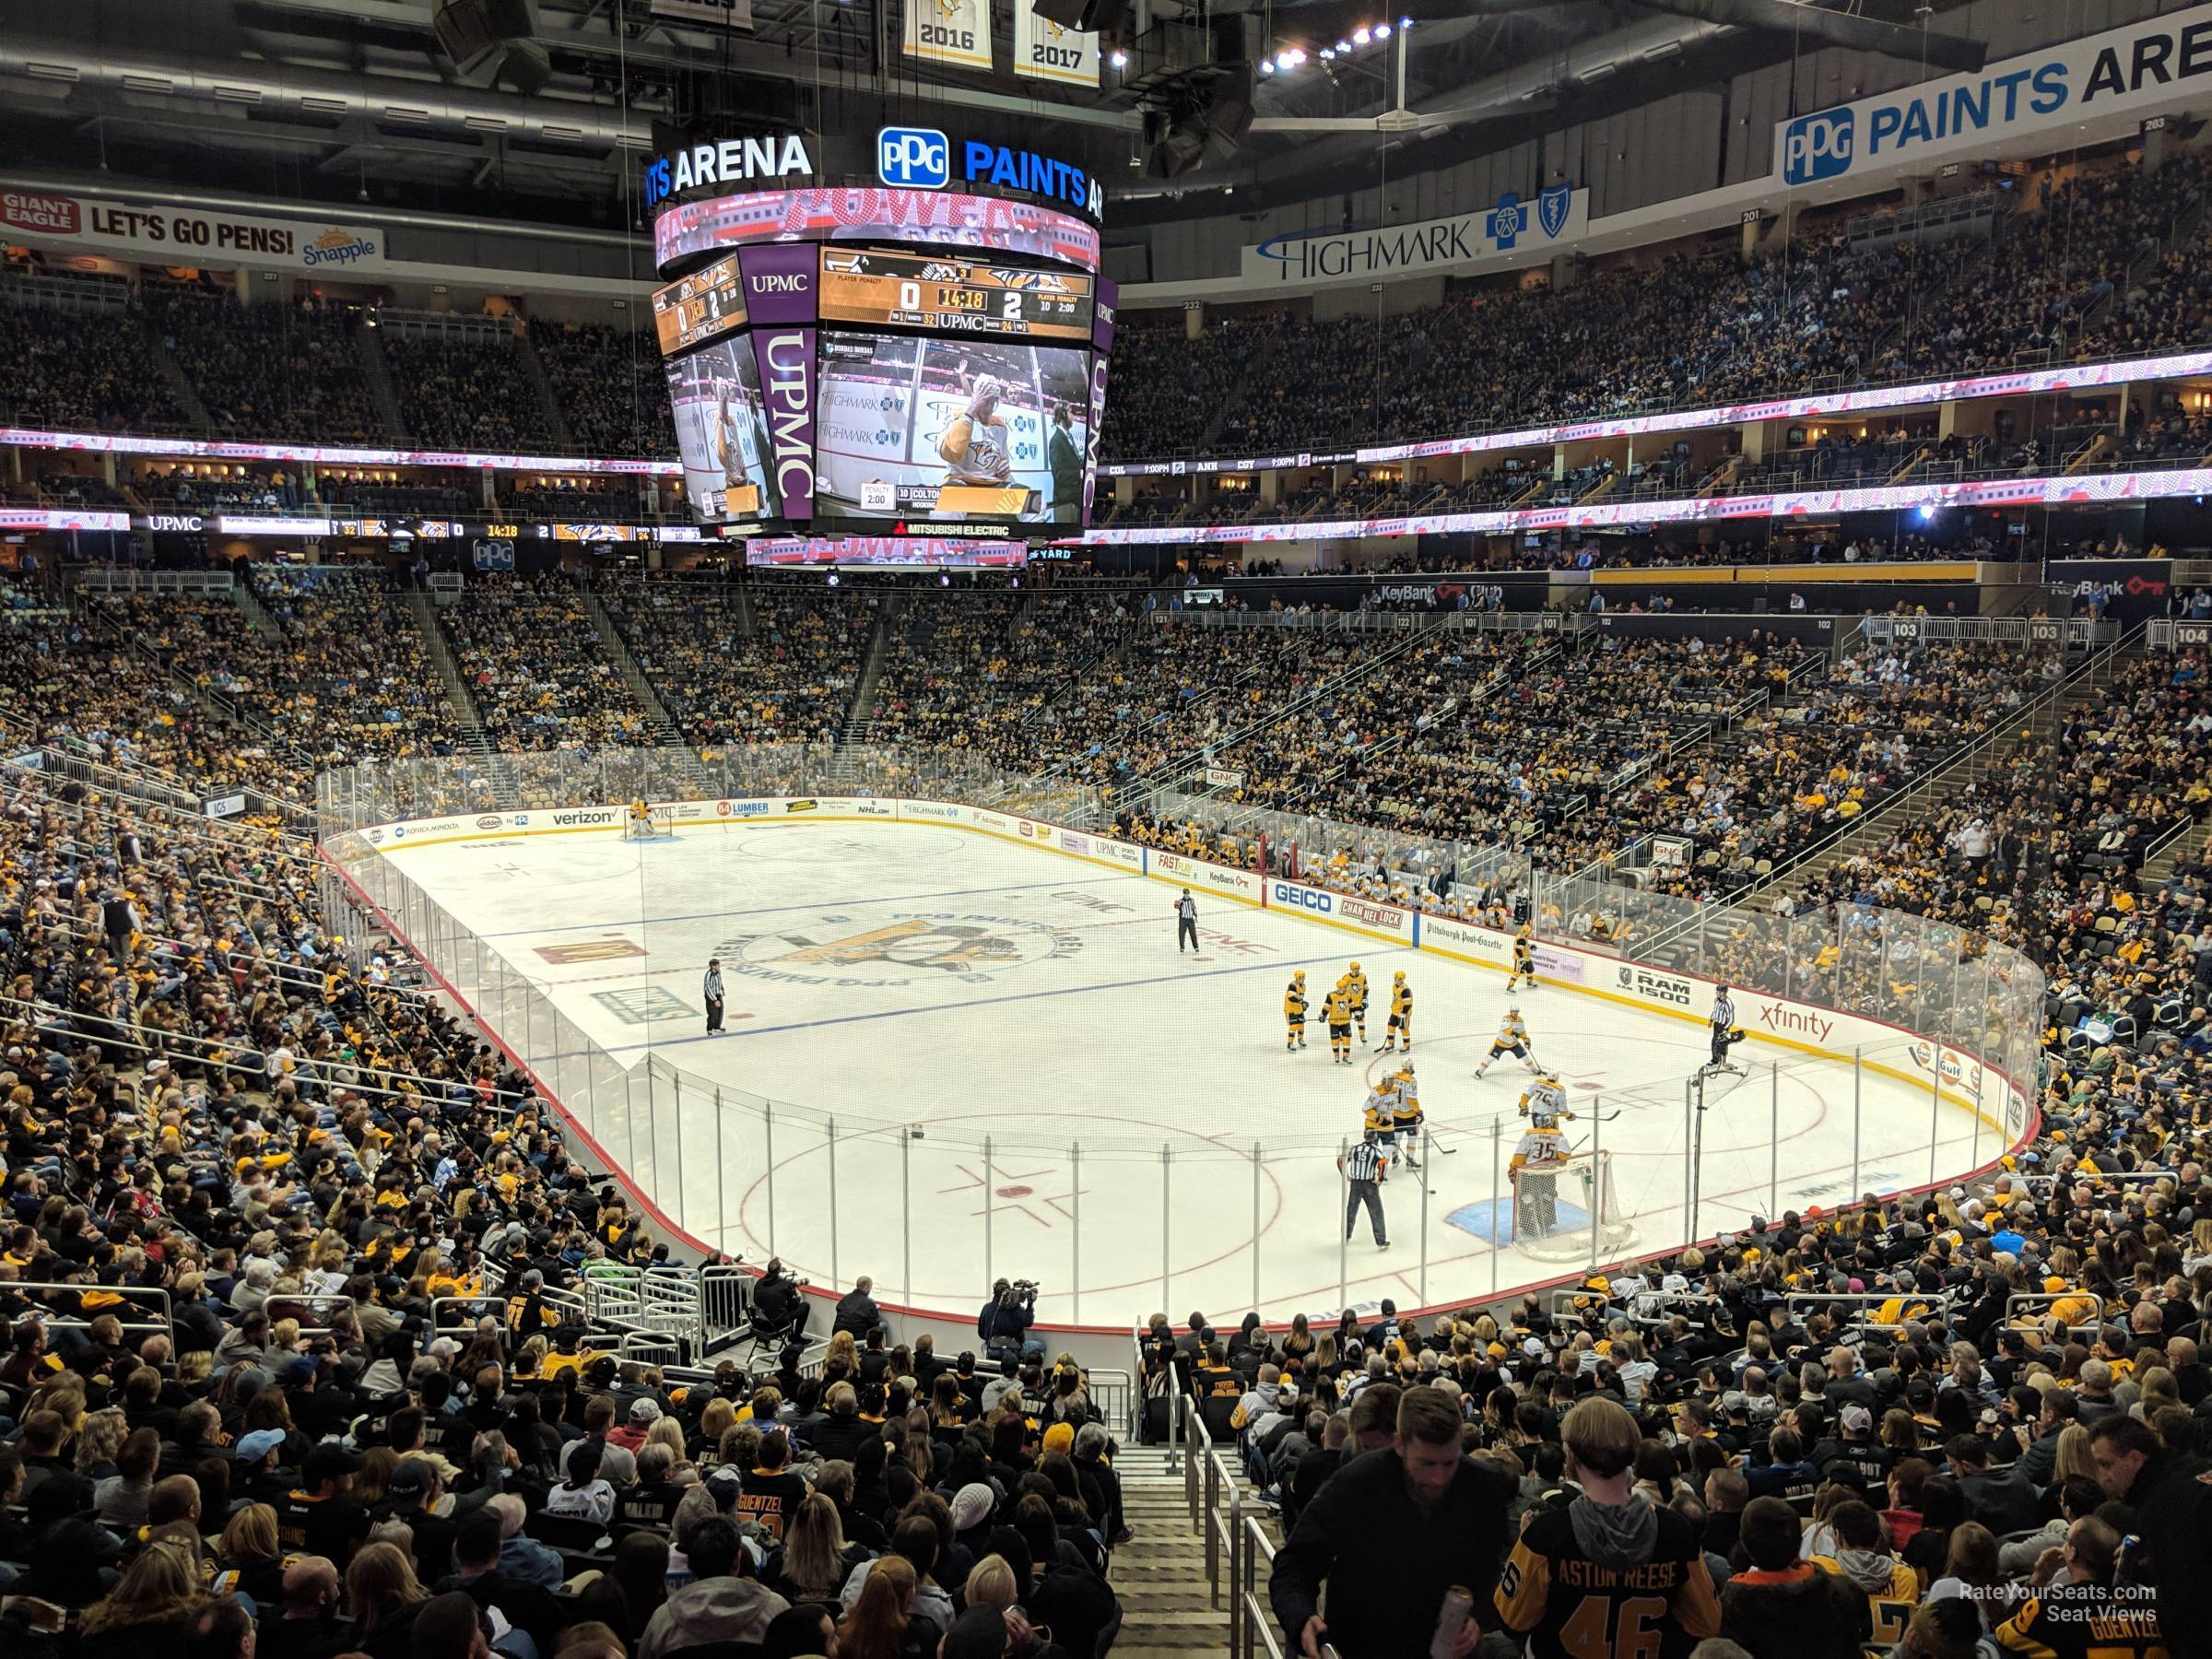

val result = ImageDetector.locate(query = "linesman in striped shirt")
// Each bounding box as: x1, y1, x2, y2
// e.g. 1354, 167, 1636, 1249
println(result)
1339, 1127, 1389, 1250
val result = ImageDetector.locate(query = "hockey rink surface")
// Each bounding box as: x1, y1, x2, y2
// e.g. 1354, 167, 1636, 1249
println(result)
373, 818, 1994, 1326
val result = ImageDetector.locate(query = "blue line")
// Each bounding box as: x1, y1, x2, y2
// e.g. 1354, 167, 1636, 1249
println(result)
478, 873, 1129, 939
573, 940, 1423, 1054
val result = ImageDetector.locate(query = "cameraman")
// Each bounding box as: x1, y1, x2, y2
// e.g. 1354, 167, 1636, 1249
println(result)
752, 1257, 807, 1344
980, 1277, 1046, 1362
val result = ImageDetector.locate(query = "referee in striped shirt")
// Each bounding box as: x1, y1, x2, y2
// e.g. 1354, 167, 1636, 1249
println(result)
1339, 1128, 1389, 1249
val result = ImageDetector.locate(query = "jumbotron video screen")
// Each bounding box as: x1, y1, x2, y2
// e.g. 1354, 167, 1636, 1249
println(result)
651, 232, 1110, 539
816, 331, 1090, 525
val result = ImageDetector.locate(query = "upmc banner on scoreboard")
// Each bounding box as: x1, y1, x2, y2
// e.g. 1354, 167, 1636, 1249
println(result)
0, 187, 383, 273
737, 244, 820, 524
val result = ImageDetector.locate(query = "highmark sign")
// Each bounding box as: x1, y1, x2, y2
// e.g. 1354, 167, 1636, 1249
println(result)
1241, 184, 1588, 283
1777, 9, 2212, 187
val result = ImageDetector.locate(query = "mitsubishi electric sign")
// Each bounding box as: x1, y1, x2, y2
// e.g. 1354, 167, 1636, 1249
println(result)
1241, 183, 1589, 284
1777, 9, 2212, 186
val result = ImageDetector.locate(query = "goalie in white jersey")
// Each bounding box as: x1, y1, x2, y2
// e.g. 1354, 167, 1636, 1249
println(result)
1509, 1118, 1572, 1238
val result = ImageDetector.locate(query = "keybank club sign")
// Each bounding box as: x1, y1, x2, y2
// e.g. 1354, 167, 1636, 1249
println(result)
1241, 183, 1590, 284
1778, 10, 2212, 186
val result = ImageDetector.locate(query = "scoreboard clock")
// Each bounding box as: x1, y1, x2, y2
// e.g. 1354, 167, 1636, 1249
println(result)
818, 250, 1092, 340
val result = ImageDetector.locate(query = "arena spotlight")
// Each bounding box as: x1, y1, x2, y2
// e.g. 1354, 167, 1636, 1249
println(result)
1917, 503, 1936, 521
1374, 22, 1391, 39
1109, 47, 1128, 67
1337, 38, 1351, 51
1352, 26, 1370, 44
1320, 46, 1335, 58
1259, 57, 1275, 73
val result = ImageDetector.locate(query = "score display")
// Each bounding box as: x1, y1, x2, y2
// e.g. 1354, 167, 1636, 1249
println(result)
818, 250, 1091, 341
652, 253, 748, 356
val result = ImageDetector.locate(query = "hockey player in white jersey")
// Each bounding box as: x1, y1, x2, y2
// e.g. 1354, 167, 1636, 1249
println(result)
1509, 1118, 1572, 1238
1474, 1006, 1539, 1078
1518, 1073, 1574, 1131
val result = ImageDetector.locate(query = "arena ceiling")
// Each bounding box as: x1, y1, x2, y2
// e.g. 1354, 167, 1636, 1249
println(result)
0, 0, 1989, 238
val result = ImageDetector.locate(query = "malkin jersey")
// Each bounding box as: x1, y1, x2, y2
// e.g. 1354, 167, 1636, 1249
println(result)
1494, 1503, 1721, 1659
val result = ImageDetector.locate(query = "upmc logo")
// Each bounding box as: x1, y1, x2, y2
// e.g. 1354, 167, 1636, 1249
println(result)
1782, 110, 1854, 183
1273, 883, 1331, 913
877, 126, 949, 189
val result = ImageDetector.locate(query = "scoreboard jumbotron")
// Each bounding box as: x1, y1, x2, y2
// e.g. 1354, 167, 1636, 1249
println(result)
818, 252, 1093, 342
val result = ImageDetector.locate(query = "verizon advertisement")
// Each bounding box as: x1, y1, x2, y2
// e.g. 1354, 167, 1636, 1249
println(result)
0, 187, 383, 273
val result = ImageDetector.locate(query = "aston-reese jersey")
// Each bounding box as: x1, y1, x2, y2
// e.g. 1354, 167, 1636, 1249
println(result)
1494, 1502, 1721, 1659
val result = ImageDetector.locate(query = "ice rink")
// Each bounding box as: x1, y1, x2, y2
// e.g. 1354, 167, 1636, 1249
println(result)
374, 818, 1993, 1326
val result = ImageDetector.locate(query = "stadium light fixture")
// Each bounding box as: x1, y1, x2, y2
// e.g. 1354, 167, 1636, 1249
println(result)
1374, 22, 1391, 39
1108, 48, 1127, 67
1320, 46, 1335, 58
1259, 57, 1275, 73
1352, 26, 1370, 44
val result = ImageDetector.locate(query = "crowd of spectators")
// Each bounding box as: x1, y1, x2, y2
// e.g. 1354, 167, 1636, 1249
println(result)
441, 575, 650, 752
382, 336, 558, 454
147, 290, 382, 445
603, 574, 875, 750
0, 290, 188, 436
1101, 149, 2212, 464
527, 323, 676, 461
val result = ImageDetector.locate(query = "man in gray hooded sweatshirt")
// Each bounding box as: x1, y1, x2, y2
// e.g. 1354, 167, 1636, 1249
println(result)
637, 1515, 788, 1659
1496, 1395, 1722, 1657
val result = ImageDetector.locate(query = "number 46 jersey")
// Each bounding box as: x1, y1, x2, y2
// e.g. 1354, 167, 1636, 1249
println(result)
1493, 1502, 1721, 1658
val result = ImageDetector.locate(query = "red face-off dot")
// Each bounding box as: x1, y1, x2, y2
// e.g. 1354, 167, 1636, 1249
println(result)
995, 1185, 1034, 1199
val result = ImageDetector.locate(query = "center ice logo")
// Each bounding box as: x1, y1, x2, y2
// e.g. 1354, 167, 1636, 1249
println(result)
715, 911, 1079, 987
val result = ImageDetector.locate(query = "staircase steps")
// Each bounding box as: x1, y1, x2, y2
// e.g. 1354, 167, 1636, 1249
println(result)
405, 590, 498, 769
1111, 1444, 1240, 1657
839, 594, 905, 747
516, 333, 577, 452
356, 320, 412, 443
581, 587, 719, 791
147, 333, 215, 433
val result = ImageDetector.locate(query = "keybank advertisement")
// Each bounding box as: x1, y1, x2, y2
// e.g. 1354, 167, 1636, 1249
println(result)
1242, 184, 1589, 284
1777, 10, 2212, 186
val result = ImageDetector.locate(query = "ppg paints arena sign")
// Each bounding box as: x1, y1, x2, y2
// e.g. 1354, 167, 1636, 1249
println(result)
1778, 11, 2212, 184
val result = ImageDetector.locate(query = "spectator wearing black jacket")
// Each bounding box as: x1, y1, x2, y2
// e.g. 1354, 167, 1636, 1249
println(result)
831, 1277, 882, 1340
1271, 1386, 1514, 1659
979, 1280, 1041, 1361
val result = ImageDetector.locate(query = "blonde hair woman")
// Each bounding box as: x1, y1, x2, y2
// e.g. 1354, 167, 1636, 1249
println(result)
771, 1491, 853, 1602
79, 1534, 206, 1642
76, 1406, 130, 1475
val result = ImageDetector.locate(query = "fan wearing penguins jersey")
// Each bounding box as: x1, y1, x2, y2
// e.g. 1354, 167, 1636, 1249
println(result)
937, 373, 1014, 487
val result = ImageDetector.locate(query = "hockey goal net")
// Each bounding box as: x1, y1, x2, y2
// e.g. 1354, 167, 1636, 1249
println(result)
621, 806, 677, 841
1509, 1149, 1639, 1265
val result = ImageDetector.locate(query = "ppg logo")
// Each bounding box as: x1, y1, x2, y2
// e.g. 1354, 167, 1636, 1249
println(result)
1782, 110, 1853, 183
877, 126, 949, 189
1273, 883, 1332, 913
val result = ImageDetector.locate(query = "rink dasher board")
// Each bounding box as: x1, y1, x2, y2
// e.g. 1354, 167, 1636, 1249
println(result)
353, 794, 2032, 1157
